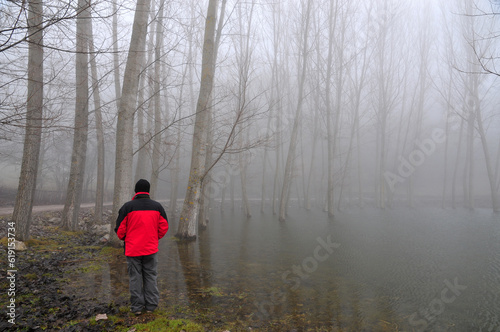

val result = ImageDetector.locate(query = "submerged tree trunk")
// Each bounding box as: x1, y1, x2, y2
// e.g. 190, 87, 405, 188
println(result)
150, 0, 165, 197
452, 116, 465, 208
465, 99, 475, 209
109, 0, 152, 245
199, 110, 214, 229
62, 0, 90, 231
325, 0, 338, 217
239, 130, 251, 219
176, 0, 219, 240
279, 0, 312, 222
199, 0, 226, 229
473, 90, 499, 212
89, 17, 105, 225
13, 0, 44, 241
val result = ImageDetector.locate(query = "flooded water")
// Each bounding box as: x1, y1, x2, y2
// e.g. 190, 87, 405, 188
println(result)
104, 205, 500, 331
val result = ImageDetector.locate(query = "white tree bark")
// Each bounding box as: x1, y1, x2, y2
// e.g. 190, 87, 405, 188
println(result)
110, 0, 152, 245
88, 16, 105, 225
150, 0, 166, 197
176, 0, 219, 240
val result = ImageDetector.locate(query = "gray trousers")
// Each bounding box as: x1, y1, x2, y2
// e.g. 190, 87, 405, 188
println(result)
126, 253, 159, 312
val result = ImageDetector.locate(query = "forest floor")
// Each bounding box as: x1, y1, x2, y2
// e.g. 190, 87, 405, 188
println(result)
0, 210, 309, 332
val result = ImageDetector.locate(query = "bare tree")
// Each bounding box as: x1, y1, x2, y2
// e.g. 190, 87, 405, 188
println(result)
12, 0, 44, 241
176, 0, 219, 240
109, 0, 152, 245
279, 0, 312, 222
61, 0, 91, 231
150, 0, 166, 197
88, 12, 105, 225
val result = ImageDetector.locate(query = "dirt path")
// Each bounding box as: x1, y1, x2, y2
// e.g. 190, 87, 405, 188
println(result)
0, 202, 113, 216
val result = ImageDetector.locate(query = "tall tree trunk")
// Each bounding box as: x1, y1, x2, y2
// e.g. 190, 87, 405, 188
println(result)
375, 0, 391, 209
89, 18, 105, 225
199, 110, 213, 229
112, 0, 121, 103
305, 101, 319, 211
169, 51, 190, 222
442, 81, 452, 209
109, 0, 152, 245
325, 0, 338, 218
272, 96, 282, 215
239, 129, 251, 218
278, 0, 312, 222
176, 0, 219, 240
199, 0, 226, 229
134, 63, 148, 182
465, 99, 475, 209
13, 0, 44, 241
330, 7, 346, 213
260, 1, 280, 214
452, 116, 465, 208
271, 3, 283, 215
134, 7, 155, 183
474, 93, 499, 212
150, 0, 166, 197
62, 0, 90, 231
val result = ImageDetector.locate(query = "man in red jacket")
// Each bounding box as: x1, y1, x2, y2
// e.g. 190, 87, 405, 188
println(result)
115, 179, 169, 314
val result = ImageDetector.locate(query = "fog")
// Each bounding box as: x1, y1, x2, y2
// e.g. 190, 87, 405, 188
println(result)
1, 0, 500, 220
3, 0, 500, 330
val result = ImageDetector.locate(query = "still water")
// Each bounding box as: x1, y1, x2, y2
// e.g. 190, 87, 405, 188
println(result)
107, 206, 500, 331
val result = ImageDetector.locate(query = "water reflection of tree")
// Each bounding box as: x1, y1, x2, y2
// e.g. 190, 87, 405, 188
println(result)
176, 240, 212, 306
82, 256, 129, 304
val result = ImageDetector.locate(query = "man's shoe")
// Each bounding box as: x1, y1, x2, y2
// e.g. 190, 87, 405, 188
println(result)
134, 311, 142, 315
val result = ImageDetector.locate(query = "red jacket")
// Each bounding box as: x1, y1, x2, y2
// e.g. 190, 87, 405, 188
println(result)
115, 192, 169, 257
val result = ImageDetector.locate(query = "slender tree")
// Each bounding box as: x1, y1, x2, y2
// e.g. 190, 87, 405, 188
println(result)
13, 0, 44, 241
88, 14, 105, 225
150, 0, 166, 197
62, 0, 91, 231
279, 0, 312, 222
109, 0, 152, 245
176, 0, 219, 240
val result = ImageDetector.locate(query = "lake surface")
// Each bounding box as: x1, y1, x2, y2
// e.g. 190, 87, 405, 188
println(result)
105, 205, 500, 331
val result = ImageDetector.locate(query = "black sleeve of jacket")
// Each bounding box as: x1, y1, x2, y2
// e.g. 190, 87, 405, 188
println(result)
114, 204, 127, 234
159, 204, 168, 223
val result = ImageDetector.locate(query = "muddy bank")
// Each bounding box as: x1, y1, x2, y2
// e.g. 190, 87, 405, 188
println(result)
0, 211, 126, 331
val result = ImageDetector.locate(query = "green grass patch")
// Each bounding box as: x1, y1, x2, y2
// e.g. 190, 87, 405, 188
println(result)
203, 286, 223, 297
100, 246, 123, 256
25, 238, 56, 247
133, 317, 204, 332
59, 230, 85, 237
76, 263, 102, 273
24, 273, 37, 280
